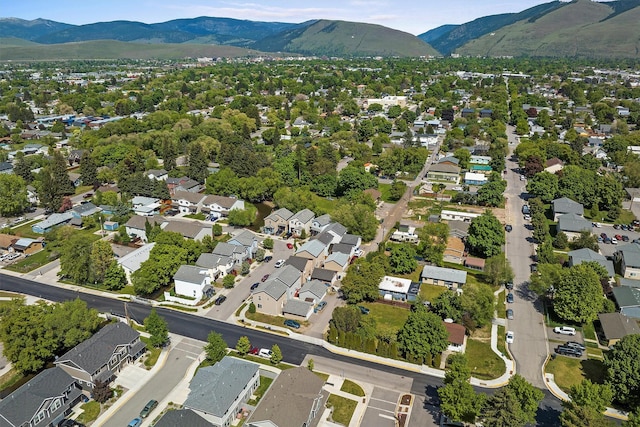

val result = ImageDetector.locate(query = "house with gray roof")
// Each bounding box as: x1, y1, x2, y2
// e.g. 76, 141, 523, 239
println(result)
283, 299, 314, 319
154, 409, 212, 427
340, 233, 361, 248
614, 243, 640, 279
131, 196, 161, 216
171, 265, 213, 305
448, 220, 470, 239
0, 367, 84, 427
323, 252, 350, 274
124, 215, 167, 242
315, 222, 348, 245
253, 280, 289, 317
55, 322, 145, 389
271, 265, 303, 296
201, 194, 245, 217
118, 242, 156, 284
284, 256, 314, 281
310, 213, 332, 235
31, 211, 74, 234
183, 357, 259, 427
612, 286, 640, 319
147, 169, 168, 181
71, 202, 102, 218
212, 241, 247, 265
552, 197, 584, 221
196, 252, 234, 279
597, 312, 640, 346
298, 279, 327, 303
247, 367, 328, 427
228, 229, 258, 259
421, 265, 467, 289
289, 208, 315, 237
263, 207, 293, 235
557, 213, 592, 239
568, 248, 614, 277
331, 242, 355, 257
311, 268, 337, 285
295, 239, 329, 267
162, 220, 211, 241
426, 163, 461, 183
172, 190, 206, 213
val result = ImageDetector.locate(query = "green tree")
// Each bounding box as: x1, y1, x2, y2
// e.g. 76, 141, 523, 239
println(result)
223, 274, 236, 288
255, 248, 265, 262
388, 180, 407, 201
270, 344, 282, 365
604, 334, 640, 408
262, 237, 274, 249
397, 306, 449, 362
560, 401, 615, 427
431, 291, 462, 321
460, 282, 495, 329
569, 379, 613, 413
570, 230, 599, 252
90, 240, 113, 284
389, 244, 418, 274
527, 172, 559, 203
204, 331, 227, 364
0, 174, 29, 216
341, 259, 385, 303
476, 179, 507, 207
228, 205, 257, 226
554, 263, 604, 324
241, 260, 250, 275
484, 254, 514, 287
553, 232, 569, 249
330, 306, 362, 334
235, 336, 251, 356
59, 232, 92, 284
438, 353, 485, 423
103, 261, 127, 290
212, 223, 223, 236
144, 308, 169, 348
337, 165, 378, 196
187, 142, 209, 183
331, 203, 378, 242
79, 151, 98, 188
453, 148, 471, 169
467, 211, 505, 258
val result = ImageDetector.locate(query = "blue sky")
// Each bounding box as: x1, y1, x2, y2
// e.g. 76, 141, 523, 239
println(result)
3, 1, 566, 35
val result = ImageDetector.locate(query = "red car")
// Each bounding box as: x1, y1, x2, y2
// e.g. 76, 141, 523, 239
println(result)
615, 234, 623, 240
261, 274, 270, 282
287, 243, 294, 249
249, 347, 259, 355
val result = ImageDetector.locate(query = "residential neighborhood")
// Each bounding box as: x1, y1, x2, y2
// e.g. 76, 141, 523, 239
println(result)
0, 55, 639, 427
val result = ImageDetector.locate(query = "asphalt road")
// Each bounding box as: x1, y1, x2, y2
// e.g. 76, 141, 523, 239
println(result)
504, 125, 549, 389
0, 273, 564, 426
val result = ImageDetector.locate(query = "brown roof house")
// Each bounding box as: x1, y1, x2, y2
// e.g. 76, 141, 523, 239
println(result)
247, 367, 328, 427
443, 236, 465, 264
597, 312, 640, 346
443, 321, 466, 353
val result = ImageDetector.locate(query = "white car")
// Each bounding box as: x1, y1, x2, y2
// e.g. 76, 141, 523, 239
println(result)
554, 326, 576, 336
258, 348, 272, 358
274, 259, 285, 268
354, 248, 364, 257
506, 331, 515, 344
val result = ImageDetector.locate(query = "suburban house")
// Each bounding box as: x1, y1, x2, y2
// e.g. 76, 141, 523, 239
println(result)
597, 312, 640, 346
0, 367, 85, 427
271, 265, 303, 298
124, 215, 167, 242
611, 286, 640, 319
295, 240, 329, 268
169, 265, 213, 305
443, 237, 465, 264
252, 280, 288, 317
154, 409, 212, 427
331, 243, 355, 257
378, 276, 420, 301
422, 265, 467, 289
614, 243, 640, 279
201, 194, 245, 218
298, 279, 328, 305
183, 357, 259, 427
195, 252, 235, 279
448, 220, 470, 239
323, 252, 350, 275
211, 242, 248, 265
470, 155, 491, 165
247, 367, 328, 427
117, 243, 156, 284
463, 256, 485, 271
426, 163, 461, 183
147, 169, 168, 181
0, 161, 13, 174
0, 234, 17, 253
283, 298, 315, 320
228, 230, 258, 260
172, 190, 206, 214
544, 158, 564, 174
32, 211, 74, 234
438, 156, 460, 167
441, 210, 480, 222
316, 222, 348, 245
289, 208, 315, 237
263, 208, 294, 235
310, 268, 337, 286
11, 237, 45, 255
284, 256, 314, 281
568, 248, 615, 277
131, 196, 162, 216
443, 321, 467, 353
168, 176, 203, 194
556, 213, 592, 239
71, 202, 102, 219
464, 172, 488, 186
162, 221, 212, 241
390, 224, 418, 242
55, 323, 146, 389
310, 213, 332, 235
552, 197, 584, 221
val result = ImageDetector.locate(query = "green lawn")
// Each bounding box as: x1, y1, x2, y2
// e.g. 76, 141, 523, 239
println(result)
358, 302, 410, 335
378, 183, 395, 203
546, 357, 607, 392
615, 209, 636, 225
76, 401, 100, 424
326, 394, 358, 426
496, 325, 510, 359
140, 337, 161, 369
497, 290, 506, 319
314, 196, 339, 214
341, 379, 365, 397
5, 248, 59, 273
465, 338, 506, 380
184, 213, 206, 220
247, 376, 274, 405
419, 284, 448, 303
582, 321, 597, 341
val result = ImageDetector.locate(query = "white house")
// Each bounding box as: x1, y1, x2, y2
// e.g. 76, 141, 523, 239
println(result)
201, 194, 245, 218
172, 190, 206, 214
169, 265, 212, 306
131, 196, 161, 217
289, 209, 315, 237
440, 210, 480, 222
117, 243, 156, 284
378, 276, 420, 301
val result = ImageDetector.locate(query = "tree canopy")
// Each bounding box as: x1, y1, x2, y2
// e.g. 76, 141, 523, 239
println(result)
467, 210, 505, 258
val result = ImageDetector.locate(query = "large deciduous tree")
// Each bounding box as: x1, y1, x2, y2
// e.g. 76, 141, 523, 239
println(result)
144, 308, 169, 348
527, 172, 559, 203
554, 263, 603, 323
59, 232, 93, 285
389, 244, 418, 274
438, 354, 485, 423
204, 331, 228, 364
90, 240, 113, 284
569, 379, 613, 413
0, 174, 29, 216
341, 258, 385, 303
467, 211, 505, 258
481, 374, 543, 427
397, 306, 449, 363
604, 334, 640, 408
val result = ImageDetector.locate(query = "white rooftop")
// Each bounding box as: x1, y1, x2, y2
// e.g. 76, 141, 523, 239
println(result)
378, 276, 412, 294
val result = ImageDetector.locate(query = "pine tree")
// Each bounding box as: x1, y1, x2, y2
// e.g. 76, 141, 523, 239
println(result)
187, 142, 209, 183
79, 151, 98, 188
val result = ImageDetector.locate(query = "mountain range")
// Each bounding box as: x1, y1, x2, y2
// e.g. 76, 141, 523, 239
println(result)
0, 0, 638, 60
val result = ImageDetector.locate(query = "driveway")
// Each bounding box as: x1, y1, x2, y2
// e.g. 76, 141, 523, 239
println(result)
304, 292, 345, 339
361, 387, 399, 427
504, 125, 548, 388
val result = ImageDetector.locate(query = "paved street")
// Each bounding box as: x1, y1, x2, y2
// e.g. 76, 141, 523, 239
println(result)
504, 125, 549, 388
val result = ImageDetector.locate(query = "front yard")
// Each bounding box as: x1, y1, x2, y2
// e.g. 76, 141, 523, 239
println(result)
545, 356, 607, 392
357, 301, 410, 336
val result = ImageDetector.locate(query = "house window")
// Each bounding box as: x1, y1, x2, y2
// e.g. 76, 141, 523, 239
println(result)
34, 410, 46, 424
257, 304, 262, 308
51, 398, 62, 411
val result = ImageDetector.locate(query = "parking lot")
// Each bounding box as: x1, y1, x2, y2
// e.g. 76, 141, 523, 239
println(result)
593, 222, 640, 257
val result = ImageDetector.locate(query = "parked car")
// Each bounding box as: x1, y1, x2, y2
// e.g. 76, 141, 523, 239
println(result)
286, 243, 294, 249
523, 214, 531, 221
554, 326, 577, 335
555, 345, 582, 357
506, 293, 514, 303
530, 264, 538, 273
128, 419, 142, 427
314, 301, 327, 313
615, 234, 623, 240
597, 236, 603, 243
520, 175, 526, 181
354, 248, 364, 257
565, 341, 586, 351
611, 237, 618, 244
622, 235, 630, 242
505, 224, 513, 232
506, 330, 515, 344
140, 399, 158, 418
505, 282, 514, 290
357, 305, 370, 315
214, 295, 227, 305
263, 256, 273, 262
250, 282, 260, 291
284, 319, 301, 329
600, 232, 608, 239
592, 222, 602, 228
506, 309, 514, 320
614, 224, 621, 229
258, 348, 272, 358
261, 274, 270, 282
274, 259, 285, 268
249, 346, 260, 355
